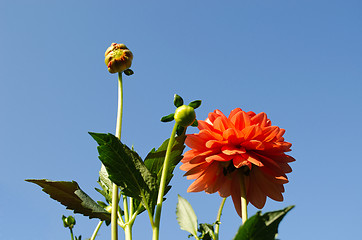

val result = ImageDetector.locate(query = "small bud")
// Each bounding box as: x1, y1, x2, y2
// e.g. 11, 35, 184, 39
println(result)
174, 105, 196, 127
105, 43, 133, 74
62, 215, 76, 229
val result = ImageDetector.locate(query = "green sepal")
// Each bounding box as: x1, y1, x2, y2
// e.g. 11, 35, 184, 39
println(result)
233, 205, 295, 240
176, 125, 185, 136
161, 113, 175, 122
174, 94, 184, 107
26, 179, 111, 224
188, 100, 202, 109
191, 119, 198, 127
123, 69, 134, 76
89, 132, 157, 210
176, 195, 198, 239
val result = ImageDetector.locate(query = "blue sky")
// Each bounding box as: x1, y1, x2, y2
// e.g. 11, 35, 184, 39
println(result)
1, 0, 362, 239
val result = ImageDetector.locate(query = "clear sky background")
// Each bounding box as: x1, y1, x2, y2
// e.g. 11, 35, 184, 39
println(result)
1, 0, 362, 239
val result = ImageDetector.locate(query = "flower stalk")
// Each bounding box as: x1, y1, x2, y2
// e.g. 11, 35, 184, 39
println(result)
214, 198, 227, 240
240, 174, 248, 224
153, 122, 179, 240
90, 221, 103, 240
110, 72, 124, 240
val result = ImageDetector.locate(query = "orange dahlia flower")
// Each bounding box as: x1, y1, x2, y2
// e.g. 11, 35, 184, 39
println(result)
180, 108, 294, 217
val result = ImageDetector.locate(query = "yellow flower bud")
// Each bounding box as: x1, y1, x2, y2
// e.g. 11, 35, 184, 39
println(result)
105, 43, 133, 74
174, 105, 196, 127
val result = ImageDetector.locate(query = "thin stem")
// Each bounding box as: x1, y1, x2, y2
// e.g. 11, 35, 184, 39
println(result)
240, 174, 248, 224
70, 228, 75, 240
214, 198, 227, 240
90, 221, 103, 240
111, 72, 124, 240
123, 195, 132, 240
152, 123, 179, 240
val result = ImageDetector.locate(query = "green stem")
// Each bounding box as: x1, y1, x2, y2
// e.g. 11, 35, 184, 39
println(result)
240, 174, 248, 224
111, 72, 124, 240
152, 123, 179, 240
214, 198, 227, 240
70, 228, 74, 240
90, 221, 103, 240
123, 195, 132, 240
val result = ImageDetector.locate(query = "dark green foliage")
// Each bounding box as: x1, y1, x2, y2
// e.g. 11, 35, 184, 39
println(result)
198, 223, 215, 240
174, 94, 184, 107
144, 135, 186, 215
188, 100, 202, 109
26, 179, 111, 223
161, 113, 175, 122
123, 69, 134, 76
191, 120, 198, 127
89, 132, 157, 212
233, 206, 295, 240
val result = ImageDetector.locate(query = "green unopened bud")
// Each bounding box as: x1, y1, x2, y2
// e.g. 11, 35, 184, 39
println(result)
174, 105, 196, 127
105, 43, 133, 74
62, 215, 76, 229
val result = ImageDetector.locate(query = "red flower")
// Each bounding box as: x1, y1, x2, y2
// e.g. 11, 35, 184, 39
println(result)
180, 108, 294, 217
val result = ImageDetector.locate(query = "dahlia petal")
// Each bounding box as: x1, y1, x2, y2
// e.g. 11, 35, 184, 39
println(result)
233, 155, 252, 169
253, 152, 286, 174
183, 162, 210, 177
204, 163, 225, 193
222, 128, 236, 141
205, 153, 233, 162
278, 162, 293, 173
213, 116, 227, 132
231, 178, 242, 217
187, 162, 221, 192
187, 176, 207, 192
243, 153, 263, 167
242, 111, 251, 128
185, 135, 207, 150
228, 108, 243, 119
258, 166, 289, 184
230, 111, 245, 131
252, 168, 284, 201
182, 149, 200, 163
221, 145, 246, 155
250, 112, 267, 127
276, 128, 286, 140
242, 126, 263, 141
246, 177, 267, 209
218, 176, 233, 197
241, 140, 264, 150
198, 120, 213, 131
207, 109, 226, 123
262, 126, 280, 142
199, 129, 223, 141
205, 139, 227, 149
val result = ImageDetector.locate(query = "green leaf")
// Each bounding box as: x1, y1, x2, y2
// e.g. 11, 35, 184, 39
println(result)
95, 165, 113, 204
176, 195, 198, 238
143, 135, 186, 215
89, 132, 157, 207
26, 179, 111, 224
176, 125, 185, 136
188, 100, 202, 109
233, 206, 295, 240
123, 69, 134, 76
161, 113, 175, 122
198, 223, 215, 240
174, 94, 184, 107
191, 119, 198, 127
